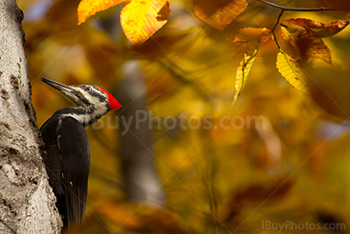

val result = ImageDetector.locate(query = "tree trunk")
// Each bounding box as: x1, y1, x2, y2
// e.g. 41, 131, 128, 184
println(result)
99, 14, 166, 207
0, 0, 62, 233
115, 61, 166, 207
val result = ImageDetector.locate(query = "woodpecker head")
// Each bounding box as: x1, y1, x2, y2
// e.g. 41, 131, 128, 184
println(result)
42, 78, 121, 114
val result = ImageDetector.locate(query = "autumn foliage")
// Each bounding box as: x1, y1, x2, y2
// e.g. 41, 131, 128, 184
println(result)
77, 0, 350, 103
19, 0, 350, 233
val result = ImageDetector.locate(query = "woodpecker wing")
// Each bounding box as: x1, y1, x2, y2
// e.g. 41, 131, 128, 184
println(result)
57, 116, 90, 227
41, 114, 90, 227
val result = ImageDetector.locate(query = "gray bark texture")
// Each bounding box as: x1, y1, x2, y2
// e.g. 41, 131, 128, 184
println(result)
0, 0, 62, 233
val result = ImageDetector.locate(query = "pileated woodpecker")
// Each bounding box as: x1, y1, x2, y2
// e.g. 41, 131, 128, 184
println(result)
40, 78, 121, 229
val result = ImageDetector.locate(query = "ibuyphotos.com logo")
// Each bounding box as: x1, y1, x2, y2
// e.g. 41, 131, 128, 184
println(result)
262, 220, 346, 232
91, 110, 268, 135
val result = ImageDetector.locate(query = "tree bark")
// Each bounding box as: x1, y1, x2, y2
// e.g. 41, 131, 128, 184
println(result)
0, 1, 62, 233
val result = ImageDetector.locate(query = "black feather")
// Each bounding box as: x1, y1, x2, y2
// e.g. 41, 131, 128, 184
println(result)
41, 113, 90, 229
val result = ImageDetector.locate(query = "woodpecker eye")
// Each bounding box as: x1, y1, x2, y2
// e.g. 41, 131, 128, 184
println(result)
84, 86, 92, 92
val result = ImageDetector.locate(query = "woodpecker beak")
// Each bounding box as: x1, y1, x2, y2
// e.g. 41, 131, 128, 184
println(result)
42, 78, 76, 93
42, 77, 84, 106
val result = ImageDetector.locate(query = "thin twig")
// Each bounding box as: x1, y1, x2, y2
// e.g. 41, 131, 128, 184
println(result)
272, 9, 284, 32
256, 0, 342, 11
271, 9, 284, 50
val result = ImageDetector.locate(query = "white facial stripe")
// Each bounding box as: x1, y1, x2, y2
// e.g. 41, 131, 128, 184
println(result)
60, 105, 109, 126
81, 88, 106, 107
60, 113, 90, 125
91, 86, 101, 93
82, 90, 94, 103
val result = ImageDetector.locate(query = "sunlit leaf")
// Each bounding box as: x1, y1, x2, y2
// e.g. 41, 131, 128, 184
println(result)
276, 51, 310, 95
121, 0, 170, 46
232, 27, 272, 43
233, 48, 257, 104
284, 18, 350, 38
77, 0, 126, 25
193, 0, 248, 31
280, 26, 299, 49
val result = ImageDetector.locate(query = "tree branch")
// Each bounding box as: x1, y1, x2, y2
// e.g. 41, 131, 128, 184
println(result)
271, 9, 284, 50
256, 0, 342, 11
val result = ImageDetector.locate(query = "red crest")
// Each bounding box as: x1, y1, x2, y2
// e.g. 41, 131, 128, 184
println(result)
98, 87, 121, 110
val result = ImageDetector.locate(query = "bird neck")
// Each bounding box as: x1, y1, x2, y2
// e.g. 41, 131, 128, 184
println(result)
58, 106, 108, 127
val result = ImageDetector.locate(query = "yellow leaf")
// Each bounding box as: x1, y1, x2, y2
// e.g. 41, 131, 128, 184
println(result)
284, 18, 350, 38
276, 51, 310, 95
121, 0, 170, 46
280, 26, 299, 49
193, 0, 248, 31
233, 48, 257, 104
77, 0, 126, 25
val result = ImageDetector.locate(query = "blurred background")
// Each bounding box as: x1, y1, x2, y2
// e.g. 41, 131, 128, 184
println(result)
18, 0, 350, 233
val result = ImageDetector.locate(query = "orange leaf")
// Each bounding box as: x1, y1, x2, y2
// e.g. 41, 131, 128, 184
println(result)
231, 27, 271, 43
280, 24, 332, 65
280, 25, 302, 50
284, 18, 350, 38
77, 0, 126, 25
304, 37, 332, 64
193, 0, 248, 31
121, 0, 170, 46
